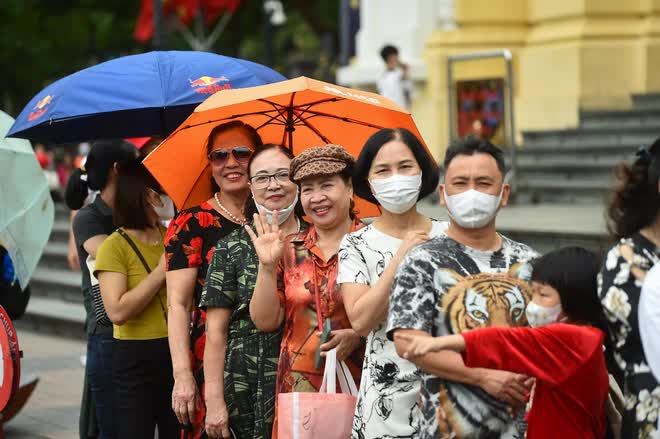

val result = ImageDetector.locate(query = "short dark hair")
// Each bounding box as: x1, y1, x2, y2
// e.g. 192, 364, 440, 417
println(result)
353, 128, 440, 204
113, 159, 162, 230
380, 45, 399, 62
206, 120, 264, 193
443, 136, 506, 177
607, 138, 660, 239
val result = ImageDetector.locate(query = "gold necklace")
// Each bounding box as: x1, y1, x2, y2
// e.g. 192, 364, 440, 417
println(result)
214, 192, 246, 225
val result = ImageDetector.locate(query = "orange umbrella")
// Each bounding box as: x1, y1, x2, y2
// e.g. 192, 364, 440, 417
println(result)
143, 76, 433, 217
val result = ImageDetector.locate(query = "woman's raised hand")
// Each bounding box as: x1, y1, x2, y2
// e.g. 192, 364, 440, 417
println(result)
245, 211, 285, 267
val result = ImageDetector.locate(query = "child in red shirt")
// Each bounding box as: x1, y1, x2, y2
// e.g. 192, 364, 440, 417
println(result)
396, 247, 612, 439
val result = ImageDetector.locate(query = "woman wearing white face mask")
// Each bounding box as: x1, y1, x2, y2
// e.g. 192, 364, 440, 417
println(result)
200, 144, 305, 439
396, 247, 616, 439
94, 160, 178, 438
337, 128, 446, 438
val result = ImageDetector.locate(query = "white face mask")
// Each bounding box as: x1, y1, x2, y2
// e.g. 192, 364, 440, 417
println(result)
443, 187, 503, 229
253, 191, 299, 225
525, 301, 562, 328
150, 192, 175, 221
369, 173, 422, 214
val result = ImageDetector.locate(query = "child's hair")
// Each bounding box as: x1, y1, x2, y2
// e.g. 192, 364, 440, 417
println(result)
531, 246, 614, 360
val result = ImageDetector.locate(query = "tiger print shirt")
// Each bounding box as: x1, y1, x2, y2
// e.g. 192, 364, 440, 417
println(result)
386, 234, 538, 439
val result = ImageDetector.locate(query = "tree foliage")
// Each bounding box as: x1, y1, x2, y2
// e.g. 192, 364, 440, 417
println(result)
0, 0, 339, 117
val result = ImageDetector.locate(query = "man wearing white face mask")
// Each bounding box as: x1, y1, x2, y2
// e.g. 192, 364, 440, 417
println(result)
387, 137, 539, 439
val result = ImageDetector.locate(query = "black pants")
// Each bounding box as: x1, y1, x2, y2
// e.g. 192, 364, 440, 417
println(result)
112, 337, 178, 439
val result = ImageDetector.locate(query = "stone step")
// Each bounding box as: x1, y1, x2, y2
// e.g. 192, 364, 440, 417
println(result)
579, 108, 660, 130
513, 177, 611, 204
50, 220, 70, 244
516, 142, 640, 157
54, 202, 69, 221
30, 267, 83, 304
522, 125, 660, 149
515, 156, 622, 172
39, 242, 72, 271
17, 296, 86, 339
632, 93, 660, 110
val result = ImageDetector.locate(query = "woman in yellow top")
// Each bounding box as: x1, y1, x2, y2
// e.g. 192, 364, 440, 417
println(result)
95, 159, 178, 439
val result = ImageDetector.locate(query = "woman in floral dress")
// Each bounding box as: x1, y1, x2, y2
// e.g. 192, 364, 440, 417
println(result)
166, 121, 262, 439
337, 128, 446, 438
599, 139, 660, 439
248, 145, 366, 438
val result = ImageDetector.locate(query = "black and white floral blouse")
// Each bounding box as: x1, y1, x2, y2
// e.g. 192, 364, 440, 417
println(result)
599, 233, 660, 439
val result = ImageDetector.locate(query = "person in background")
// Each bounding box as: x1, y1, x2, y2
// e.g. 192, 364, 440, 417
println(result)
600, 139, 660, 438
201, 144, 305, 439
166, 121, 262, 439
338, 128, 446, 437
249, 145, 365, 437
388, 137, 538, 439
95, 160, 177, 439
397, 247, 611, 439
65, 139, 139, 439
377, 45, 412, 110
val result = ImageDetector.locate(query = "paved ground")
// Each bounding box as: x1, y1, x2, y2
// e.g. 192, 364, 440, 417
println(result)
4, 328, 85, 439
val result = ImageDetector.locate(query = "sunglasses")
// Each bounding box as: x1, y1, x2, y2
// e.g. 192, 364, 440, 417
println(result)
207, 146, 253, 166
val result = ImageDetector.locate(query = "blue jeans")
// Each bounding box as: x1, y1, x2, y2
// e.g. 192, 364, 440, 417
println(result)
87, 333, 114, 439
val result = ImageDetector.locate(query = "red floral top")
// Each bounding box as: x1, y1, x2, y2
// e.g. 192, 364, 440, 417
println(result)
275, 219, 366, 395
164, 201, 240, 438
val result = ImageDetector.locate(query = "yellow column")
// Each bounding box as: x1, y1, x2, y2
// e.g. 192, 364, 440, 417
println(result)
417, 0, 528, 160
420, 0, 660, 156
518, 0, 651, 131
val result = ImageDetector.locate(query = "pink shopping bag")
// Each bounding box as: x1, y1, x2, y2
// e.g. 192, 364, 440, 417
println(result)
278, 348, 358, 439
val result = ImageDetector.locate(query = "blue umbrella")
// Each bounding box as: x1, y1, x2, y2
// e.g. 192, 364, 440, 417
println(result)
7, 51, 286, 144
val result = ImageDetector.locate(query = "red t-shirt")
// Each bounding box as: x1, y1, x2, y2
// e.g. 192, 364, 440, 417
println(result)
462, 324, 609, 439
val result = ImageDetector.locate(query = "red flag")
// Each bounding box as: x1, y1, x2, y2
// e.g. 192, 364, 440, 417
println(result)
134, 0, 241, 43
202, 0, 240, 24
134, 0, 154, 43
165, 0, 200, 25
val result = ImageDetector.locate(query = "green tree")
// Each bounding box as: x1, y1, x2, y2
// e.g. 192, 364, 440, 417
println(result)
0, 0, 339, 117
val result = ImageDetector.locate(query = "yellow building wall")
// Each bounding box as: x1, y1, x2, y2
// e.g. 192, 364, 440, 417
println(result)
416, 0, 660, 161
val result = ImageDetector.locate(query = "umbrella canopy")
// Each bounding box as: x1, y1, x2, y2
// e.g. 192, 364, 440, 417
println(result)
143, 76, 432, 217
7, 51, 286, 144
0, 111, 54, 289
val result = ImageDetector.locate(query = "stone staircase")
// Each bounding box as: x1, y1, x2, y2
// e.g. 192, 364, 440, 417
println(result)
19, 203, 86, 338
514, 94, 660, 205
498, 93, 660, 252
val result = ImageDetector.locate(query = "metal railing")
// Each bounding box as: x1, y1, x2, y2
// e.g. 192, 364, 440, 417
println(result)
447, 50, 517, 189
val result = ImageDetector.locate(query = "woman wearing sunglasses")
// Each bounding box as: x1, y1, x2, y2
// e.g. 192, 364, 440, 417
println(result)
201, 144, 306, 439
165, 121, 262, 439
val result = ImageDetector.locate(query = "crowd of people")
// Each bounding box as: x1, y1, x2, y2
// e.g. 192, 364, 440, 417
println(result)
62, 119, 660, 439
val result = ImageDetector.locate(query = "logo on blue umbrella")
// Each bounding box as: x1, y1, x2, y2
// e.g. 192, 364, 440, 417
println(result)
189, 75, 231, 94
28, 95, 54, 121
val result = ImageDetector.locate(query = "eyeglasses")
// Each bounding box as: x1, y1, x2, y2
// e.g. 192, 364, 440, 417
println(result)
207, 146, 253, 166
250, 171, 291, 189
